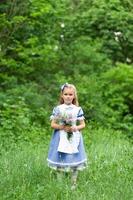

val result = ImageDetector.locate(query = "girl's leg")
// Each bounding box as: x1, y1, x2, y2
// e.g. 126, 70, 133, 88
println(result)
56, 167, 64, 181
71, 168, 78, 189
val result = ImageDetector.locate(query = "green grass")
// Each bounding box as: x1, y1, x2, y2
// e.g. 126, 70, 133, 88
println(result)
0, 128, 132, 200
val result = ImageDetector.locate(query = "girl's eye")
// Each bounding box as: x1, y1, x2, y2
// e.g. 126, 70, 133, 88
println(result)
64, 93, 73, 96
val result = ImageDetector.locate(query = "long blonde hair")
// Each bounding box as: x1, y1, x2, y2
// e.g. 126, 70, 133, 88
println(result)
59, 83, 79, 106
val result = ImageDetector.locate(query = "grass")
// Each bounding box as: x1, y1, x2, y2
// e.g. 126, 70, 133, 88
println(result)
0, 128, 132, 200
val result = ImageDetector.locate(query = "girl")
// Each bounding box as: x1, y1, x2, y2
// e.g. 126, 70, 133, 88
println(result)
47, 83, 87, 189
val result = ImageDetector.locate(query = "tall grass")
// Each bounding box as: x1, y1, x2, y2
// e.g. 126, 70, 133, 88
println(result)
0, 128, 132, 200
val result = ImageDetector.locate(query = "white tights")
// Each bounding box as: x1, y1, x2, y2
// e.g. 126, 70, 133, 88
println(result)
71, 168, 78, 184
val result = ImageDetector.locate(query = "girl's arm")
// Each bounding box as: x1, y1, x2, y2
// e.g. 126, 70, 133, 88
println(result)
71, 120, 85, 132
51, 120, 72, 132
51, 119, 64, 130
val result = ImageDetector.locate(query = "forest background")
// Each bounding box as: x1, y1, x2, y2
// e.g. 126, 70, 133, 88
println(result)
0, 0, 133, 200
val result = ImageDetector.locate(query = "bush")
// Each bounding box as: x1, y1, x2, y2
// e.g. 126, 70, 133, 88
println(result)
101, 63, 133, 137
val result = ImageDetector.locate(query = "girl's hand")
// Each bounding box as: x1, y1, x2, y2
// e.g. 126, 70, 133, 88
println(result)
71, 126, 78, 132
64, 125, 71, 132
59, 124, 65, 130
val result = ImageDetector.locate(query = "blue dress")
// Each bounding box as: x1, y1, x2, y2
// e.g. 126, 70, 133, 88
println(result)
47, 104, 87, 171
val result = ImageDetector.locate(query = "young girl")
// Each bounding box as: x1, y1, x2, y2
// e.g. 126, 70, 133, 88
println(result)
47, 83, 87, 189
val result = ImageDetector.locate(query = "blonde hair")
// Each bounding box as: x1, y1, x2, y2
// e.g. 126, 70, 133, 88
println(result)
59, 83, 79, 106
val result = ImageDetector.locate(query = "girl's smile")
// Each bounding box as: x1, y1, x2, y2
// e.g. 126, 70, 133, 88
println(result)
62, 88, 75, 105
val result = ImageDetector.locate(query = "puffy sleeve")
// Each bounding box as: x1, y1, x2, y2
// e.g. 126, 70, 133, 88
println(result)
50, 106, 60, 120
77, 107, 85, 120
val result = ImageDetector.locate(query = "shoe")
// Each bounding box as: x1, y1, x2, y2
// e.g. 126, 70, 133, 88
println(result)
71, 183, 77, 190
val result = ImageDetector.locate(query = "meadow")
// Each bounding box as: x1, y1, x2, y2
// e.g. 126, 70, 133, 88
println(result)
0, 1, 133, 199
0, 127, 132, 200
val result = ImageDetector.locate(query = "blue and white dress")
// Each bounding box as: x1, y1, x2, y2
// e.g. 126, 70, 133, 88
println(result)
47, 104, 87, 171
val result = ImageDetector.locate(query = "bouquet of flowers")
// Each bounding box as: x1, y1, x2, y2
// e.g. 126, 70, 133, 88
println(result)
55, 111, 76, 140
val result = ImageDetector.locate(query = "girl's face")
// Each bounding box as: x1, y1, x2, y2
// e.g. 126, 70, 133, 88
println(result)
62, 87, 75, 105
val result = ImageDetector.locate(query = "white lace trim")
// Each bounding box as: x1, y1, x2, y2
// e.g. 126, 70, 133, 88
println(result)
47, 158, 87, 166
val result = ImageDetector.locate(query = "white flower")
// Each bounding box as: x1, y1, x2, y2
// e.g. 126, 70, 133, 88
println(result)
114, 31, 122, 36
60, 35, 64, 40
54, 45, 58, 51
126, 57, 131, 63
115, 36, 119, 42
60, 23, 65, 28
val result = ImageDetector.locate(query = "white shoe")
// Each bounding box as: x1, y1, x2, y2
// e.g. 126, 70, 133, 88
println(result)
71, 183, 77, 190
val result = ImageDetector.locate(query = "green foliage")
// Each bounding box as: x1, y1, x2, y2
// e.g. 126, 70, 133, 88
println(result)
0, 88, 50, 149
60, 36, 112, 76
0, 96, 30, 146
74, 74, 104, 123
0, 0, 133, 148
69, 0, 133, 63
102, 63, 133, 137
